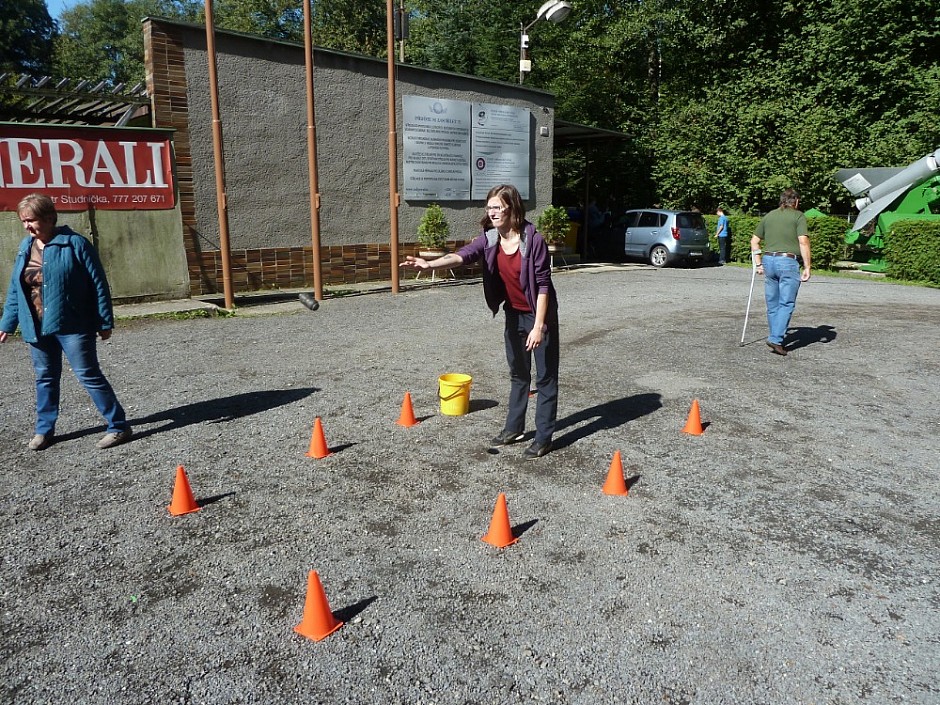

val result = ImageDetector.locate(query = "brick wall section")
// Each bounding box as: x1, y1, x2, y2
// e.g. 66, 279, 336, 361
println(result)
194, 241, 481, 292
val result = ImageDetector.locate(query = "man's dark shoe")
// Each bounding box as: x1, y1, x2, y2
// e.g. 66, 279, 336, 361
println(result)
298, 293, 320, 311
490, 430, 525, 446
523, 440, 552, 460
767, 341, 788, 356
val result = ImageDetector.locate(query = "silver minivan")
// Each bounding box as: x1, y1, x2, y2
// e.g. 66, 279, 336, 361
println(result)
622, 209, 711, 267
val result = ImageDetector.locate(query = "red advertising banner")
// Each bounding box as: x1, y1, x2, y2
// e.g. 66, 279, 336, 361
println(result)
0, 125, 176, 211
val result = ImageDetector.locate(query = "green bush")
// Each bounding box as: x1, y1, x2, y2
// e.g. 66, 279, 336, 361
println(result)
704, 213, 760, 263
536, 205, 571, 245
884, 220, 940, 285
417, 203, 450, 250
706, 212, 845, 269
807, 216, 849, 270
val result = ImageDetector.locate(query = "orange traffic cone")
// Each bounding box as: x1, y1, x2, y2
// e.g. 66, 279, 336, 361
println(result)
602, 450, 628, 496
168, 465, 200, 516
306, 417, 331, 458
294, 570, 344, 641
682, 399, 704, 435
396, 392, 418, 427
482, 492, 518, 548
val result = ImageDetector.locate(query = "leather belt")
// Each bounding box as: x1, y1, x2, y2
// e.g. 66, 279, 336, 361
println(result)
765, 251, 797, 259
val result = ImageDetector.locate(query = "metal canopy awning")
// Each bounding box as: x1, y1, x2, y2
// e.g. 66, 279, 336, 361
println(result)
0, 74, 151, 126
553, 119, 630, 147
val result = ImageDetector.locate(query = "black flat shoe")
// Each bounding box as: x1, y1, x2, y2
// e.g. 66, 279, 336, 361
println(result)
523, 440, 552, 460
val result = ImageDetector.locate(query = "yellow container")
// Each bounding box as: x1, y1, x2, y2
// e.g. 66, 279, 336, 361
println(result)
438, 373, 472, 416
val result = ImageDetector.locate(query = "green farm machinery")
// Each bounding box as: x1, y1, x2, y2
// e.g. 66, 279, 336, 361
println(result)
836, 148, 940, 271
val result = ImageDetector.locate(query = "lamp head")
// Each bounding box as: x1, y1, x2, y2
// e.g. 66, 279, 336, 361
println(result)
536, 0, 572, 23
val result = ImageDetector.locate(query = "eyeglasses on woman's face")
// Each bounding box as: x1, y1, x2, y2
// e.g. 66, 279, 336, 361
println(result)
485, 204, 507, 212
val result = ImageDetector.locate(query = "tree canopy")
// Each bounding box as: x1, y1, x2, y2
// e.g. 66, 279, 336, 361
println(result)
0, 0, 57, 75
18, 0, 940, 214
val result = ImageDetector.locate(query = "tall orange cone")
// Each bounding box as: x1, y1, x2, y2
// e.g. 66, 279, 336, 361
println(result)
305, 417, 331, 458
168, 465, 200, 516
294, 570, 343, 641
602, 450, 628, 496
682, 399, 704, 435
396, 392, 418, 427
482, 492, 518, 548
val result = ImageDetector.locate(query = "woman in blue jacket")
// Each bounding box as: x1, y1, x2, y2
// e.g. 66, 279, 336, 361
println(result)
401, 184, 559, 459
0, 194, 132, 451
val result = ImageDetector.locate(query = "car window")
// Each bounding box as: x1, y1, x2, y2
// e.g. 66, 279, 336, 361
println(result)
638, 212, 659, 227
657, 213, 668, 227
678, 213, 705, 229
622, 212, 640, 228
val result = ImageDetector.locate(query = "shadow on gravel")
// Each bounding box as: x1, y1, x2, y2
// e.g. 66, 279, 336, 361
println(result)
468, 398, 499, 413
128, 388, 319, 439
552, 392, 663, 449
513, 518, 538, 539
786, 324, 837, 351
334, 595, 378, 623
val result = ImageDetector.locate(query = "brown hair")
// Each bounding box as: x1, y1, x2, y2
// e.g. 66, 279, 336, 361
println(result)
17, 193, 58, 224
779, 188, 800, 209
479, 183, 526, 233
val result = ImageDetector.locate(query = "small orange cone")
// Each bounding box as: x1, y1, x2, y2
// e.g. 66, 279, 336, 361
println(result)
682, 399, 704, 435
306, 417, 331, 458
602, 450, 628, 496
482, 492, 518, 548
168, 465, 200, 516
294, 570, 344, 641
396, 392, 418, 427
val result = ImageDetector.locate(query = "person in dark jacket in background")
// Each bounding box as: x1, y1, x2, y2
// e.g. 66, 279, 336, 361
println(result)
400, 184, 559, 459
0, 194, 133, 450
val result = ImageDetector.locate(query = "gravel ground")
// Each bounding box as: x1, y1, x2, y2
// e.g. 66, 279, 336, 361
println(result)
1, 263, 939, 705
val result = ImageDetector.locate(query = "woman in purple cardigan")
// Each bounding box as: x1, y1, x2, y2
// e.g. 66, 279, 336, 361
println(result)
401, 184, 559, 459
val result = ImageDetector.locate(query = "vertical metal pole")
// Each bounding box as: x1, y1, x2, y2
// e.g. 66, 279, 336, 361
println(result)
398, 0, 406, 62
203, 0, 234, 310
386, 0, 401, 293
303, 0, 323, 301
519, 25, 525, 84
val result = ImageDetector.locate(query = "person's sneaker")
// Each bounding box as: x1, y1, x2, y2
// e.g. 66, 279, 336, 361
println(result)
28, 433, 54, 451
490, 429, 525, 446
298, 293, 320, 311
523, 440, 552, 460
97, 428, 133, 449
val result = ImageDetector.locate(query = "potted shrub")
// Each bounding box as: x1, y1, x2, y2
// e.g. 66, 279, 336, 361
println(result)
537, 205, 571, 252
416, 203, 450, 257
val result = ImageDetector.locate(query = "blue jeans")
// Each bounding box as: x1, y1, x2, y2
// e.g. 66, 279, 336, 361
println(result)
503, 309, 559, 444
763, 255, 801, 344
28, 333, 129, 436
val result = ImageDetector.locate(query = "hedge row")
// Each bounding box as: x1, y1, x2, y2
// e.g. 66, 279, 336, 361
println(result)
884, 221, 940, 285
703, 213, 845, 270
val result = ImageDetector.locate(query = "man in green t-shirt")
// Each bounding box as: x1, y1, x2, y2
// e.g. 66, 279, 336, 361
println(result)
750, 189, 812, 356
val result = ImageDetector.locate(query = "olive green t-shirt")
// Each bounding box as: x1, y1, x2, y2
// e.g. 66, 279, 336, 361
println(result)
755, 207, 809, 254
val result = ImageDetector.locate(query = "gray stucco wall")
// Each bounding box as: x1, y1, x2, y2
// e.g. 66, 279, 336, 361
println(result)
178, 25, 555, 251
0, 207, 191, 307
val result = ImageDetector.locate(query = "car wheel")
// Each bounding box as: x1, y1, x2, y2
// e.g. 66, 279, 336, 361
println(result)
649, 245, 669, 268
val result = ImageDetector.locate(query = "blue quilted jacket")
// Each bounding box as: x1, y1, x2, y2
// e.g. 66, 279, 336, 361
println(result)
0, 226, 114, 343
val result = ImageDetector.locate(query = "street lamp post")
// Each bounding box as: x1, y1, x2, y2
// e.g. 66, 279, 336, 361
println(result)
519, 0, 572, 84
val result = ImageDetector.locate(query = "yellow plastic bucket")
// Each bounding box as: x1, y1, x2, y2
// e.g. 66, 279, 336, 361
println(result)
438, 373, 472, 416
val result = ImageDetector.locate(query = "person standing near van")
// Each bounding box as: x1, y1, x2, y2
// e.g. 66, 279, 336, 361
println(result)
400, 184, 559, 459
750, 188, 811, 356
716, 206, 731, 264
0, 194, 133, 450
